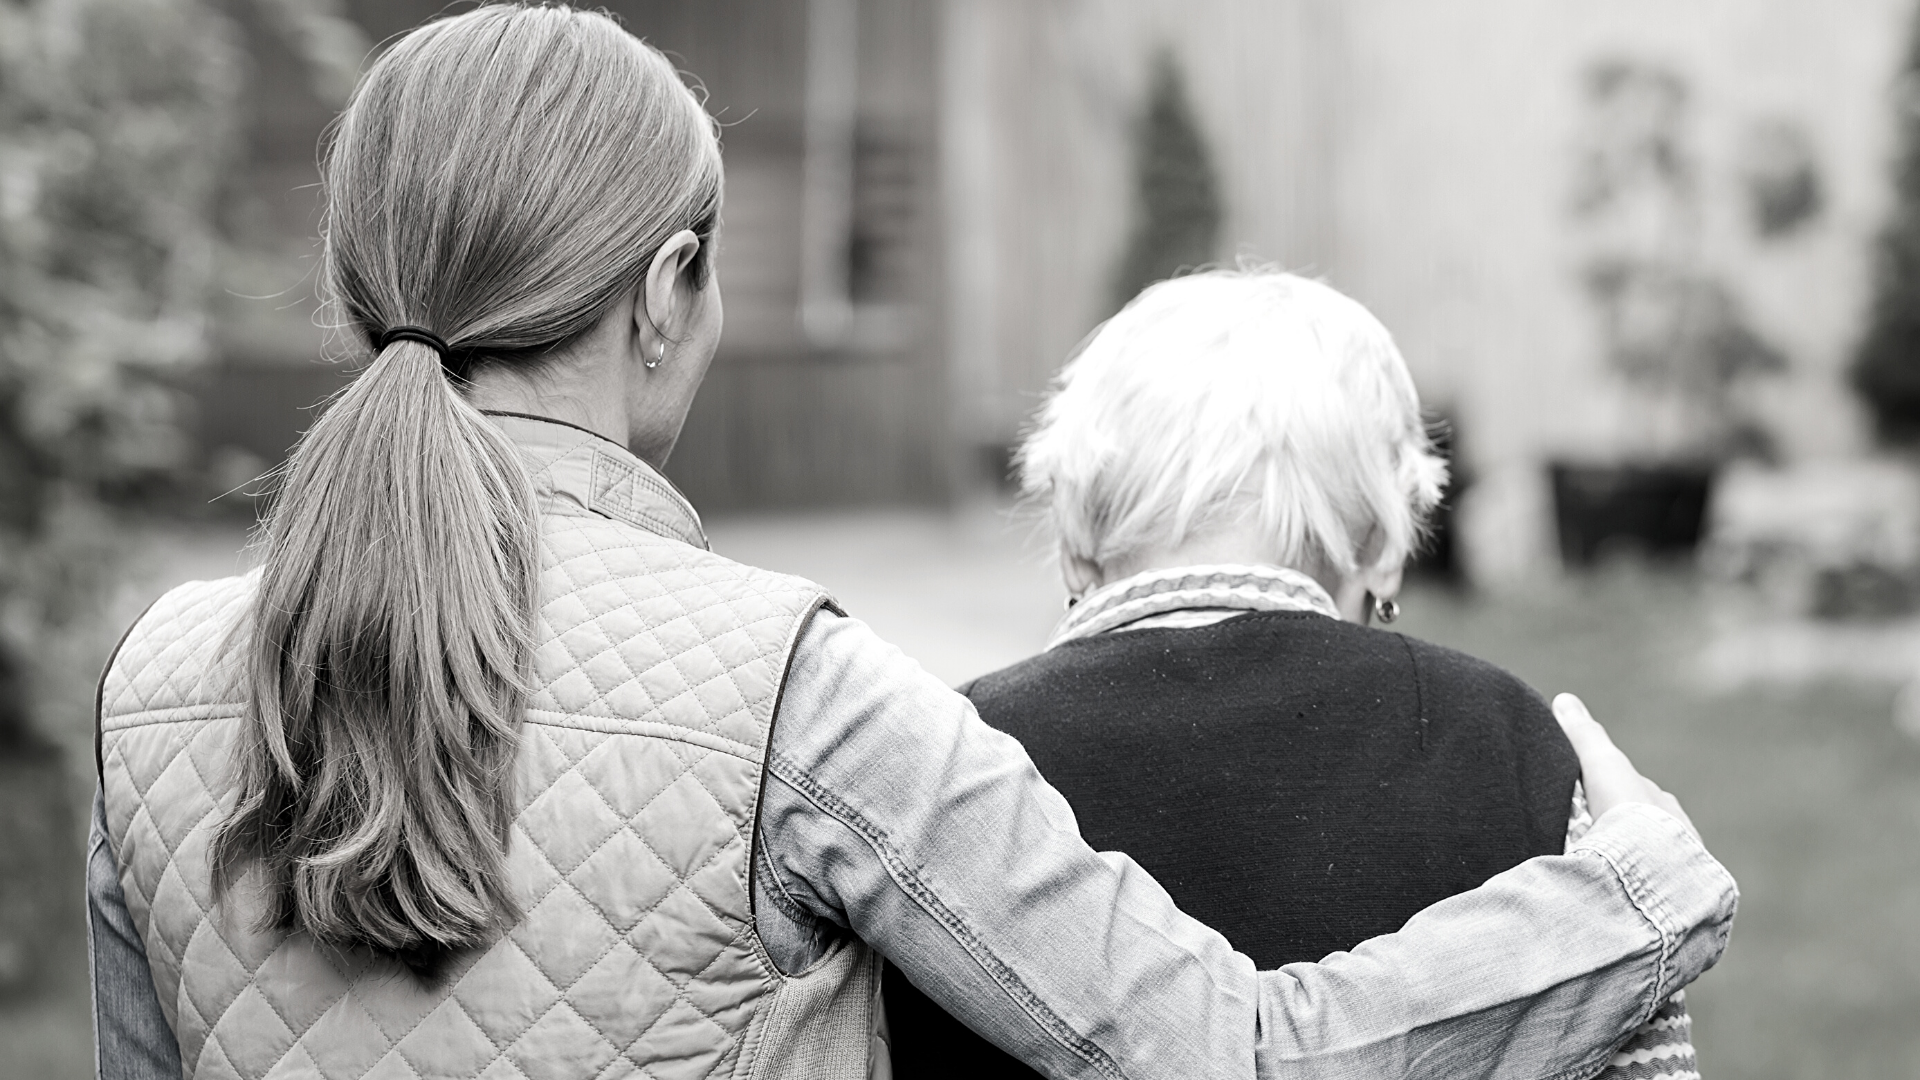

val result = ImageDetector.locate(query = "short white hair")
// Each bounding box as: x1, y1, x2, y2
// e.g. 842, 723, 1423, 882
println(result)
1018, 268, 1447, 578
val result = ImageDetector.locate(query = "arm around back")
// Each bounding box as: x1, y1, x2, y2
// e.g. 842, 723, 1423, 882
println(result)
757, 611, 1736, 1080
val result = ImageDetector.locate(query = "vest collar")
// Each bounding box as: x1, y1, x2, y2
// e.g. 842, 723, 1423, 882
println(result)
485, 411, 709, 550
1050, 563, 1340, 648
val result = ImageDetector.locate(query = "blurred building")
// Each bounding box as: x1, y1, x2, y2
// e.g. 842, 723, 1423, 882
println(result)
208, 0, 1911, 570
209, 0, 950, 511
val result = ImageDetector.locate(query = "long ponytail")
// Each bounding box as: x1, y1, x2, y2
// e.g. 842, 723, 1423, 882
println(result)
216, 338, 537, 968
211, 5, 723, 973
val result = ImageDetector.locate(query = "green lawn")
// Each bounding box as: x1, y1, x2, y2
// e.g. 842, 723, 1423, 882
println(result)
1395, 568, 1920, 1080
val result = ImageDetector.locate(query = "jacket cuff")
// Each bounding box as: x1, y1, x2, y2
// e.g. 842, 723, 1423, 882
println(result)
1570, 803, 1739, 1005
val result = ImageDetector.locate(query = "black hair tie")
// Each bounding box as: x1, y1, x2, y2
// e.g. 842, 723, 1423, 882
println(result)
376, 325, 451, 357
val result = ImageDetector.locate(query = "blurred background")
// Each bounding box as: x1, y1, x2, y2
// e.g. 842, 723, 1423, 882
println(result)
5, 0, 1920, 1076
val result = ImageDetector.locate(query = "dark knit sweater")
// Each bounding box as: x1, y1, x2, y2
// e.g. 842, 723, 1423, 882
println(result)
884, 609, 1579, 1079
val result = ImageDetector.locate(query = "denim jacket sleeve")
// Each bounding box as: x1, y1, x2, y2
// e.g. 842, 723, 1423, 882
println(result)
755, 611, 1738, 1080
87, 786, 183, 1080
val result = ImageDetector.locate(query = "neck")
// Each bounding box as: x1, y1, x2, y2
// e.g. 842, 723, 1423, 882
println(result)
464, 355, 632, 456
1101, 523, 1339, 594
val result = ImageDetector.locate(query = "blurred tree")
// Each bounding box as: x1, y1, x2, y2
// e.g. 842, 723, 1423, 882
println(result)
1572, 58, 1787, 465
0, 0, 363, 750
1111, 50, 1222, 311
1854, 8, 1920, 442
0, 0, 242, 748
0, 0, 366, 994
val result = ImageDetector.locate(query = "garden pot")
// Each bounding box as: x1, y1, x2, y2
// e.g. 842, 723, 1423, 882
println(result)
1550, 461, 1715, 567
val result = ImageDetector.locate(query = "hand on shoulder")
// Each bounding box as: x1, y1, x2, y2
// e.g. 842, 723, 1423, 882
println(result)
1552, 693, 1700, 841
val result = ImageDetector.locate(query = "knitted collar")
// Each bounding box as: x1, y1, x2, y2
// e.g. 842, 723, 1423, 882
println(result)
1048, 563, 1341, 649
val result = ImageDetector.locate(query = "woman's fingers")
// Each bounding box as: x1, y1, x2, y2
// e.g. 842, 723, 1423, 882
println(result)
1553, 693, 1699, 841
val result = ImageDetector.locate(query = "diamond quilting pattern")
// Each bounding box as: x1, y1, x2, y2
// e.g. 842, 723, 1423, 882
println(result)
99, 509, 830, 1080
101, 572, 253, 723
531, 517, 810, 750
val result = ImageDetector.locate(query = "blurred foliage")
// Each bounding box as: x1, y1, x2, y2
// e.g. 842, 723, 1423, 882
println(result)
1582, 266, 1786, 392
1111, 50, 1221, 311
0, 0, 365, 748
1572, 57, 1787, 463
0, 0, 241, 732
1855, 8, 1920, 444
248, 0, 375, 108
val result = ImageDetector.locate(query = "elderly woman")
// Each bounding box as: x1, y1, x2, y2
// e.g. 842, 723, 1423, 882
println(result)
885, 269, 1701, 1080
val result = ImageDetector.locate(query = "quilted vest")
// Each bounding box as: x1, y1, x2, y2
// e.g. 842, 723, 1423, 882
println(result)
97, 414, 882, 1080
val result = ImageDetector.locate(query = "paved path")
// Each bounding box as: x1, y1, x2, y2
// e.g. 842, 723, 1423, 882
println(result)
706, 504, 1064, 686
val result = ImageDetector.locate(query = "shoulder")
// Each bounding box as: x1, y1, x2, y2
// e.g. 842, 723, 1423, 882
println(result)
959, 636, 1113, 707
1396, 633, 1552, 719
960, 612, 1394, 726
965, 615, 1559, 743
538, 512, 830, 618
99, 571, 258, 724
971, 612, 1402, 690
1392, 633, 1575, 769
526, 516, 834, 743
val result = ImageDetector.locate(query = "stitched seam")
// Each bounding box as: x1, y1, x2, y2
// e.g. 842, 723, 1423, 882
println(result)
379, 747, 590, 1066
536, 605, 795, 739
1571, 845, 1671, 1025
520, 739, 704, 907
102, 755, 162, 918
751, 838, 811, 928
523, 713, 760, 760
587, 451, 708, 548
573, 603, 791, 715
746, 596, 831, 938
97, 594, 159, 778
765, 748, 1126, 1080
1397, 633, 1430, 751
103, 704, 248, 730
176, 860, 283, 1042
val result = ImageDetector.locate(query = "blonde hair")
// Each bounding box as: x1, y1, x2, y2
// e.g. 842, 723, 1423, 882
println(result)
213, 4, 722, 975
1018, 269, 1447, 581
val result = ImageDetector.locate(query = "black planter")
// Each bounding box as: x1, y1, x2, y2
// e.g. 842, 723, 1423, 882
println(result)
1550, 462, 1715, 567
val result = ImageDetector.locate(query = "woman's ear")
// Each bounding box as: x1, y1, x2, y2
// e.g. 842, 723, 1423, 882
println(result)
1348, 523, 1404, 605
1357, 559, 1406, 606
637, 228, 704, 342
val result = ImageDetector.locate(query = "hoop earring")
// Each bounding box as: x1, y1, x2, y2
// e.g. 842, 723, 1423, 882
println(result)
646, 342, 665, 370
1371, 595, 1399, 624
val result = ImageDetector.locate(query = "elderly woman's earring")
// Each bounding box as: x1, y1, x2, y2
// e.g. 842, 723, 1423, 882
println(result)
1064, 595, 1079, 612
646, 342, 665, 370
1372, 595, 1399, 624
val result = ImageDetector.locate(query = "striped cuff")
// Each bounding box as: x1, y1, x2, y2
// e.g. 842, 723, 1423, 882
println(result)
1591, 992, 1699, 1080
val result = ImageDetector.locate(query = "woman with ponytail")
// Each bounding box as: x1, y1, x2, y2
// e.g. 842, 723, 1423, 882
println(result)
87, 7, 1734, 1080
